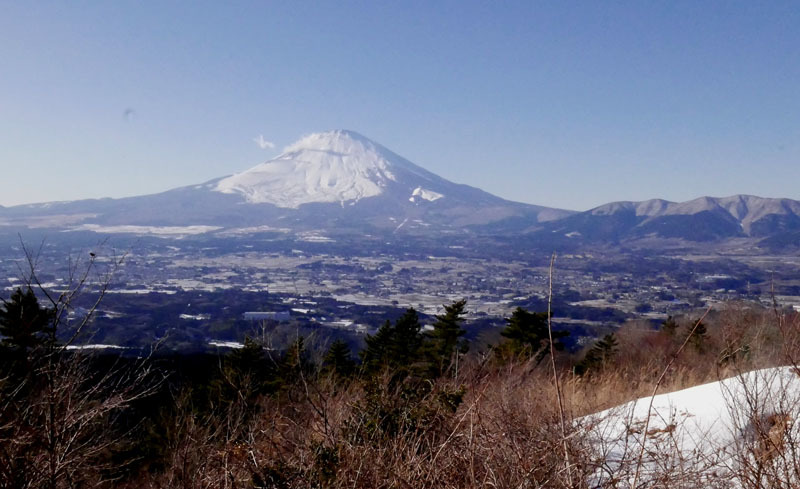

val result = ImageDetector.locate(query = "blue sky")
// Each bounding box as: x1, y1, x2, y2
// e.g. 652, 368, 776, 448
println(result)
1, 1, 798, 211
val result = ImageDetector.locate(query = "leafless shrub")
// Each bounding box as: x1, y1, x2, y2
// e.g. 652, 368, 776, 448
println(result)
136, 356, 598, 488
0, 240, 159, 489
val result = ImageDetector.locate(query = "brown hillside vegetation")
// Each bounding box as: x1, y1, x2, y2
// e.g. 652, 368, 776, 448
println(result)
3, 267, 800, 488
126, 305, 800, 488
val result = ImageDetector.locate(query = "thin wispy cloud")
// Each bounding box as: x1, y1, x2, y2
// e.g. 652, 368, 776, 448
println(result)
253, 134, 275, 150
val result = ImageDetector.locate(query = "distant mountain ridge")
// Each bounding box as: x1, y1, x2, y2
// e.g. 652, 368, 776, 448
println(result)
0, 130, 798, 250
539, 194, 800, 245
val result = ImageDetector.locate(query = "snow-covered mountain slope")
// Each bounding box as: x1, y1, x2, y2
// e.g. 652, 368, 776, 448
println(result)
213, 129, 517, 216
409, 187, 443, 203
216, 131, 404, 207
586, 366, 800, 487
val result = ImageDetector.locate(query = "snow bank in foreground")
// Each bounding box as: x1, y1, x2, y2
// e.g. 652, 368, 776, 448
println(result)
585, 366, 800, 487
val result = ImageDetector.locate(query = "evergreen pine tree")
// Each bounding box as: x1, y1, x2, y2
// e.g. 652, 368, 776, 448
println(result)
0, 287, 55, 350
216, 336, 275, 404
498, 307, 568, 363
661, 315, 678, 336
360, 308, 423, 376
390, 308, 423, 367
594, 333, 618, 362
322, 339, 355, 377
687, 320, 708, 352
278, 336, 307, 386
574, 333, 618, 376
424, 299, 468, 377
360, 319, 394, 373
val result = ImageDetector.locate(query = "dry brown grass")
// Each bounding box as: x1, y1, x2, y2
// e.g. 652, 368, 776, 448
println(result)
130, 359, 598, 488
121, 305, 800, 488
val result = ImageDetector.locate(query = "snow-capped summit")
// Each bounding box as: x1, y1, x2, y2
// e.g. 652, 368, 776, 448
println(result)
215, 130, 443, 208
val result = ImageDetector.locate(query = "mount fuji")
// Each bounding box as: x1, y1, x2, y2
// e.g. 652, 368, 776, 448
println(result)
0, 130, 571, 235
215, 130, 444, 208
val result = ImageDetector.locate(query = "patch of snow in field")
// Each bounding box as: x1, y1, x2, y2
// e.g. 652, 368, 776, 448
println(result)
297, 232, 335, 243
216, 225, 291, 236
106, 289, 177, 295
179, 313, 210, 320
74, 224, 221, 235
208, 341, 245, 349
